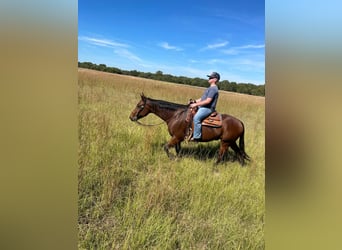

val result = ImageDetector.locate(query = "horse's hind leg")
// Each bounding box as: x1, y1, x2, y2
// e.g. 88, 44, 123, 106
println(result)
175, 142, 181, 155
216, 141, 229, 164
230, 141, 245, 166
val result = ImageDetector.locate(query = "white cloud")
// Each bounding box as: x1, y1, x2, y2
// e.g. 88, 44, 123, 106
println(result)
221, 48, 239, 55
189, 59, 199, 63
201, 41, 229, 51
159, 42, 183, 51
237, 44, 265, 49
114, 49, 143, 63
79, 36, 144, 65
235, 59, 265, 70
222, 44, 264, 55
79, 36, 129, 48
208, 59, 226, 64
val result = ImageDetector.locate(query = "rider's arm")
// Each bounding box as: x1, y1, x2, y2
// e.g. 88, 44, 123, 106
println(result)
191, 97, 212, 108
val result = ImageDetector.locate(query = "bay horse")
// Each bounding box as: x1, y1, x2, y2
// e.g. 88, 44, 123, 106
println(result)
129, 93, 250, 165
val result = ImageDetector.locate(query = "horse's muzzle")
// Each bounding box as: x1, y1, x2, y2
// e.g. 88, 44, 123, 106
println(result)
129, 115, 137, 121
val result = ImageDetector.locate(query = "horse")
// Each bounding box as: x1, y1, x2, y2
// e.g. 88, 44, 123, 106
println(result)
129, 93, 250, 165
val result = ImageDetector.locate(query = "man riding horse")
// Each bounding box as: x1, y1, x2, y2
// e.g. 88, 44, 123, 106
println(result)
189, 72, 220, 142
129, 72, 250, 165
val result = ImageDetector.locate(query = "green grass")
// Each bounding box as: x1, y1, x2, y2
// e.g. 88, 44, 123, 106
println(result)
78, 68, 265, 249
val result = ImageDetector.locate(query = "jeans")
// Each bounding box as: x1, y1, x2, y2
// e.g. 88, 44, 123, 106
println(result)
193, 107, 212, 139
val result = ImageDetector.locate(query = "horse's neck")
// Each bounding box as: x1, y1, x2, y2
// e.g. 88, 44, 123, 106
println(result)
149, 101, 181, 123
151, 106, 176, 123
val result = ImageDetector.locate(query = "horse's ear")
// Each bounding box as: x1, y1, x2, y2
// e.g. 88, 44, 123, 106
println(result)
140, 92, 146, 100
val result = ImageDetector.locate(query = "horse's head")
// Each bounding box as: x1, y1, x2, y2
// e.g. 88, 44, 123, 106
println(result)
129, 93, 151, 121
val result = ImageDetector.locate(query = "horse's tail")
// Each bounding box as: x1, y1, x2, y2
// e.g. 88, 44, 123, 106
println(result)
239, 121, 251, 161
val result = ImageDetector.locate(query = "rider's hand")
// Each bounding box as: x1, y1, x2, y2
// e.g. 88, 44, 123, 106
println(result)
188, 99, 197, 104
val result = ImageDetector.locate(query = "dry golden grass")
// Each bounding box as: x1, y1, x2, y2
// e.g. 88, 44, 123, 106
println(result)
78, 68, 265, 249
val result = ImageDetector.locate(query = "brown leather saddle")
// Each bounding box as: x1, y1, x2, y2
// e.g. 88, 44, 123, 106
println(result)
202, 111, 222, 128
185, 108, 222, 141
186, 108, 223, 128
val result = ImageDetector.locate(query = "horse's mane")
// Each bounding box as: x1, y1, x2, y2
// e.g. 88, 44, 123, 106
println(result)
147, 97, 188, 111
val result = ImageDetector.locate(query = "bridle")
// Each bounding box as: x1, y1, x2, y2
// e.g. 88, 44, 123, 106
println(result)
133, 103, 164, 127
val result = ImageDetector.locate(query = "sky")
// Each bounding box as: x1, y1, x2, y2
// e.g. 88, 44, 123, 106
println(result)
78, 0, 265, 85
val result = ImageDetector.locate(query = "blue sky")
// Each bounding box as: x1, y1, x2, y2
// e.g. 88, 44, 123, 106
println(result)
78, 0, 265, 85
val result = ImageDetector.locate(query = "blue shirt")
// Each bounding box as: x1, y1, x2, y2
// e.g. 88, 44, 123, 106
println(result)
200, 85, 219, 110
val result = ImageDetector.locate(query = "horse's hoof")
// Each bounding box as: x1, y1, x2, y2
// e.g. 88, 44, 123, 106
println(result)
168, 154, 175, 160
212, 169, 220, 175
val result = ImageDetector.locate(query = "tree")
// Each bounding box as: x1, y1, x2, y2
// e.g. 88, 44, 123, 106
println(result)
77, 61, 265, 96
98, 64, 106, 71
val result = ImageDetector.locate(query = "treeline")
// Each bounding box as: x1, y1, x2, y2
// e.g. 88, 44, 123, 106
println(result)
78, 61, 265, 96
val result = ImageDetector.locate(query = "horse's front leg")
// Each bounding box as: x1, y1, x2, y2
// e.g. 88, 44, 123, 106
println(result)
163, 136, 180, 160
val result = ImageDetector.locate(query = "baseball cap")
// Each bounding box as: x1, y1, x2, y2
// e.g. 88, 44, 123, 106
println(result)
207, 72, 220, 81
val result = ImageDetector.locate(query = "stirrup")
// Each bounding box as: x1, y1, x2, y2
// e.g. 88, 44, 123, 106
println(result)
185, 128, 193, 143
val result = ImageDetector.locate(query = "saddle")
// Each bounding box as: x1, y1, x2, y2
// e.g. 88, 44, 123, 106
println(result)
186, 107, 223, 128
185, 108, 222, 142
202, 112, 222, 128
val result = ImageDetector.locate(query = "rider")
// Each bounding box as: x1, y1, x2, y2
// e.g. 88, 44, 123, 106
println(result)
189, 72, 220, 141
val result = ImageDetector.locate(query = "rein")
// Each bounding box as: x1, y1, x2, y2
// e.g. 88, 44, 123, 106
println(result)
135, 120, 164, 126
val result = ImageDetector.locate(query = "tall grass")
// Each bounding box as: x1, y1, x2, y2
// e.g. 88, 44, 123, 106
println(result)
78, 69, 265, 249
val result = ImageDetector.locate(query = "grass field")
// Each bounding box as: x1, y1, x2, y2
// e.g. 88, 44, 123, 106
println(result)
78, 68, 265, 249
